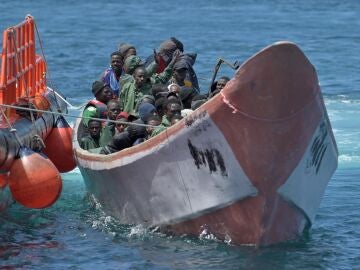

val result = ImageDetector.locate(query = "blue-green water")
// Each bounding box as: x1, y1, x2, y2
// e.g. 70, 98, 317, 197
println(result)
1, 1, 360, 269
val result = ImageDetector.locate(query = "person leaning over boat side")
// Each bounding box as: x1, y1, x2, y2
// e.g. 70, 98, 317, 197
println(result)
82, 81, 113, 128
100, 51, 123, 98
80, 119, 103, 150
99, 99, 121, 145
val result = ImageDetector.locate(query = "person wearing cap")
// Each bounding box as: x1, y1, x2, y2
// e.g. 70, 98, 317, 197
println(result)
100, 51, 123, 98
115, 111, 130, 134
144, 37, 184, 73
82, 80, 113, 128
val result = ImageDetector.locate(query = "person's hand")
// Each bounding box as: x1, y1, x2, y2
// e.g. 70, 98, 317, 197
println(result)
168, 49, 181, 68
153, 49, 160, 64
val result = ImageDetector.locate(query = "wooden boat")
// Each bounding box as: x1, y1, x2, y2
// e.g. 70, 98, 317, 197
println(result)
73, 41, 338, 246
0, 16, 75, 211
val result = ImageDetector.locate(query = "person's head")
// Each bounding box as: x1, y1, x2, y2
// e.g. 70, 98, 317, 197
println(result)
118, 43, 136, 62
88, 120, 102, 139
167, 91, 181, 103
155, 97, 167, 118
92, 81, 113, 104
145, 115, 161, 137
138, 103, 157, 122
173, 68, 187, 86
110, 51, 123, 76
164, 100, 182, 120
216, 76, 230, 92
170, 114, 183, 125
158, 37, 184, 64
124, 55, 143, 75
168, 83, 180, 94
139, 95, 155, 106
107, 100, 121, 120
152, 84, 168, 100
115, 111, 129, 134
133, 66, 148, 88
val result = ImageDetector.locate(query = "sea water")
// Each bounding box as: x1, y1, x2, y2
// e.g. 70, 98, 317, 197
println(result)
0, 0, 359, 269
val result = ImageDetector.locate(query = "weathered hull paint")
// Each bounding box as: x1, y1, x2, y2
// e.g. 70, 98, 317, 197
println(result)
73, 42, 338, 246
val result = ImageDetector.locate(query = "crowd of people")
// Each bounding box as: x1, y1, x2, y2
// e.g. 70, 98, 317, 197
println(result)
80, 37, 230, 154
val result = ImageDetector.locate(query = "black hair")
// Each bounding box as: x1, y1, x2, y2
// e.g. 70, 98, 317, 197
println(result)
111, 51, 122, 57
152, 84, 168, 98
170, 37, 184, 52
88, 119, 102, 126
163, 99, 181, 110
155, 97, 167, 111
145, 114, 161, 124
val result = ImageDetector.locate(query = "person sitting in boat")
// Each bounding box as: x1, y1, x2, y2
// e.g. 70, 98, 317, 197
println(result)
82, 81, 113, 128
120, 51, 180, 117
134, 94, 155, 113
100, 121, 146, 154
80, 119, 103, 150
100, 51, 123, 98
209, 76, 230, 98
121, 48, 181, 88
161, 99, 182, 128
144, 37, 183, 73
145, 37, 198, 88
99, 99, 121, 145
130, 103, 158, 145
155, 97, 167, 119
169, 53, 198, 90
115, 112, 130, 135
118, 42, 136, 63
179, 86, 198, 110
145, 115, 162, 139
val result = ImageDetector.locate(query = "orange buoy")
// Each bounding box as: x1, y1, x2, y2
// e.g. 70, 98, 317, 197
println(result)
43, 116, 76, 173
0, 173, 8, 189
8, 147, 62, 209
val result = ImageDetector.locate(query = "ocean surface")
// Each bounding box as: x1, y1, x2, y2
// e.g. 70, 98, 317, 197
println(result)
1, 0, 360, 269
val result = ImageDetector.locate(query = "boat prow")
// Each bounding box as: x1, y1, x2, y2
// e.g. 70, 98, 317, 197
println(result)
73, 41, 338, 246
